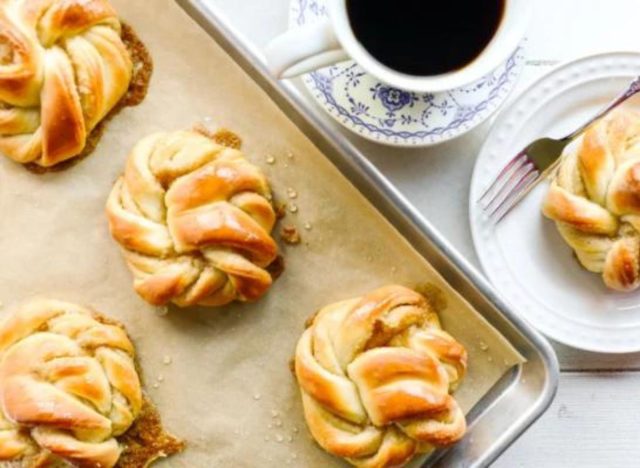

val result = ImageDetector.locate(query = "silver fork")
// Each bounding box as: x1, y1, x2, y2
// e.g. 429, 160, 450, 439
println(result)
478, 76, 640, 223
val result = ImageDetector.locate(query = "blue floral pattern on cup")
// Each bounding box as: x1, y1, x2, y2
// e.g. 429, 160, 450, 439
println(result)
290, 0, 525, 146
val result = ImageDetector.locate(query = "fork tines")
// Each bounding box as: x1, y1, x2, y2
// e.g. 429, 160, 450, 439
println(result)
478, 150, 540, 222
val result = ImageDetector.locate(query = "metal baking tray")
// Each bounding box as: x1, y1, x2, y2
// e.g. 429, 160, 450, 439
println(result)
175, 1, 560, 466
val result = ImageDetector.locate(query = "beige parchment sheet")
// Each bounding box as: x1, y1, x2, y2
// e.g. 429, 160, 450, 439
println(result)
0, 0, 524, 466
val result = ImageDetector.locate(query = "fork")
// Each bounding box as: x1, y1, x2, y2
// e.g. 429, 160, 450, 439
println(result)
478, 75, 640, 223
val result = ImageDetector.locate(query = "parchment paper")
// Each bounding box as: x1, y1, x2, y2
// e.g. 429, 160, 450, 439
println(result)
0, 0, 524, 466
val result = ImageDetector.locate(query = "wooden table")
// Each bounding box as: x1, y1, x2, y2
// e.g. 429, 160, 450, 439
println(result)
207, 0, 640, 465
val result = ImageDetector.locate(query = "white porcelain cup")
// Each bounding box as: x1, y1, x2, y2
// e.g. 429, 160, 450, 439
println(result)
265, 0, 532, 93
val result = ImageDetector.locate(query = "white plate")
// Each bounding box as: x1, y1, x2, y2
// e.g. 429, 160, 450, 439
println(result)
289, 0, 525, 147
470, 52, 640, 353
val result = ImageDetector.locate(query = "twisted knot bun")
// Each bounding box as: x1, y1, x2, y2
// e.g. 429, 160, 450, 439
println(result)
0, 299, 142, 467
543, 110, 640, 291
106, 130, 278, 308
294, 285, 467, 468
0, 0, 132, 166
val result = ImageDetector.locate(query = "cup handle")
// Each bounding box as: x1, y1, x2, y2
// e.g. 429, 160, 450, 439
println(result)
264, 20, 349, 79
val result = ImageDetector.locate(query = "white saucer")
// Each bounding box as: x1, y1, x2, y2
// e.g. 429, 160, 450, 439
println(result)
289, 0, 525, 147
470, 52, 640, 353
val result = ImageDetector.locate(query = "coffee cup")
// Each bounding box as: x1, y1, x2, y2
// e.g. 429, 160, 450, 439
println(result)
265, 0, 532, 93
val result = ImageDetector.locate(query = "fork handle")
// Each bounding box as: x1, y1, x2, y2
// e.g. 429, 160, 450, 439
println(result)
565, 76, 640, 140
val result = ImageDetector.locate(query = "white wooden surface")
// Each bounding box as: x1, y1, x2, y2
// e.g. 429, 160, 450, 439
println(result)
205, 0, 640, 465
495, 372, 640, 467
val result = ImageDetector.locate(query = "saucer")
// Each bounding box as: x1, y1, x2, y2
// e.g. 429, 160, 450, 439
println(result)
289, 0, 526, 147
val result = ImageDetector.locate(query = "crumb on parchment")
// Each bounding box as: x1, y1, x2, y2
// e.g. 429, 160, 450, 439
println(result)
281, 225, 301, 245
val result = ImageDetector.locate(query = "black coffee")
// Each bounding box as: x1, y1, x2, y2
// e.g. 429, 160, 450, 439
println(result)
346, 0, 505, 76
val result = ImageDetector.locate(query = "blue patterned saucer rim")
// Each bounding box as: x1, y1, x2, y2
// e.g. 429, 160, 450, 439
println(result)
289, 0, 526, 147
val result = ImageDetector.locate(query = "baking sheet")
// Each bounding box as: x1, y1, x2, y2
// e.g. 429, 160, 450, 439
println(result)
0, 0, 523, 466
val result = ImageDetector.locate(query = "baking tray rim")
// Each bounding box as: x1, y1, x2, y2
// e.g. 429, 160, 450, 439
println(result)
172, 1, 560, 466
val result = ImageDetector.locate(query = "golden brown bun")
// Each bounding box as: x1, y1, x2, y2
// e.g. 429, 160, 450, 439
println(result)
0, 299, 142, 467
106, 130, 278, 308
543, 109, 640, 291
294, 285, 467, 468
0, 0, 132, 167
